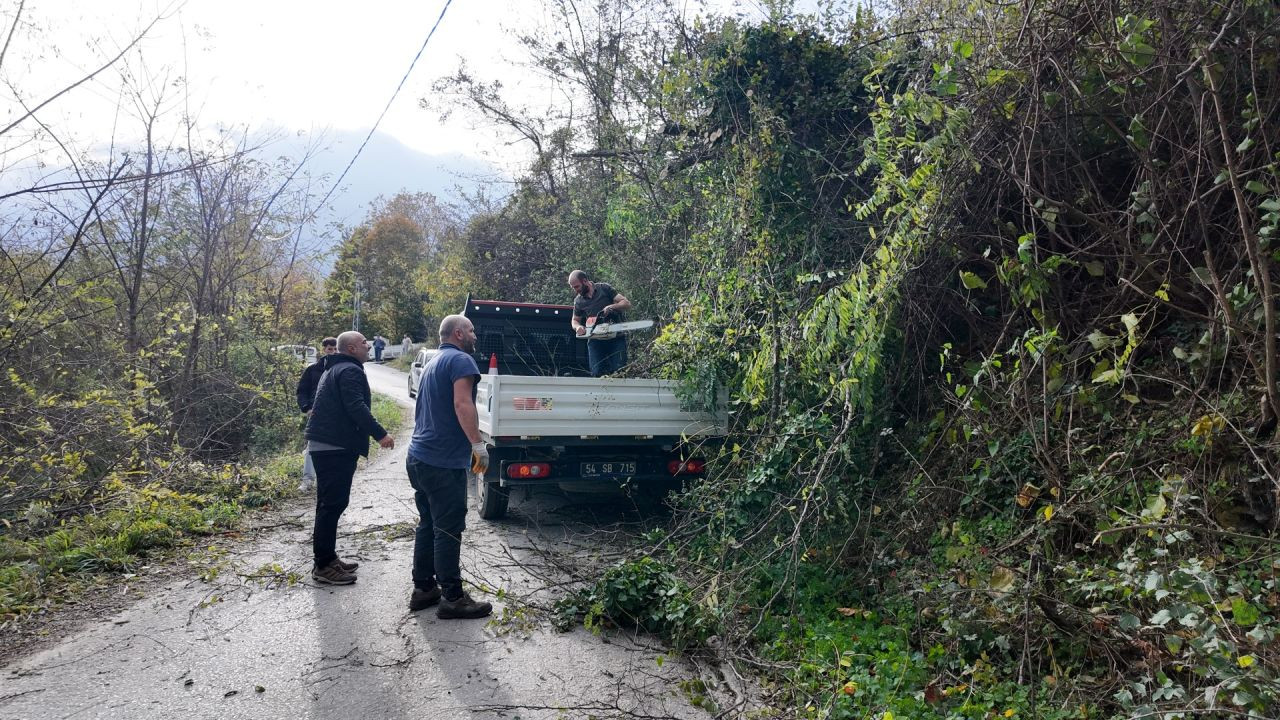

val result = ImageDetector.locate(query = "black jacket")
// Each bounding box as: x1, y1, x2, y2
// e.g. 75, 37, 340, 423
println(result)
304, 354, 388, 457
295, 359, 326, 413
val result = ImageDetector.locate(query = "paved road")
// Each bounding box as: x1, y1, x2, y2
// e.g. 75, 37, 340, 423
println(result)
0, 363, 738, 719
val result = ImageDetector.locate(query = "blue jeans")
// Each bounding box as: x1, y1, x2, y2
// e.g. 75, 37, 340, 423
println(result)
587, 336, 627, 377
405, 456, 468, 600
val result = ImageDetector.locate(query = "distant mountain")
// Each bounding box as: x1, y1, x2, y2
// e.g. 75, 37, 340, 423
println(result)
1, 128, 503, 266
270, 128, 503, 237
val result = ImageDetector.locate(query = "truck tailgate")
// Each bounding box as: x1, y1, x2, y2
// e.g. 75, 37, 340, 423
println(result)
477, 375, 726, 439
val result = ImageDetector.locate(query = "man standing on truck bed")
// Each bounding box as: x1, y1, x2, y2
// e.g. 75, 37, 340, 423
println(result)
569, 269, 632, 377
404, 314, 493, 619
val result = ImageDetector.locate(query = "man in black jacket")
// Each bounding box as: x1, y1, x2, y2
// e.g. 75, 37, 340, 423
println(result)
295, 337, 337, 492
304, 331, 394, 585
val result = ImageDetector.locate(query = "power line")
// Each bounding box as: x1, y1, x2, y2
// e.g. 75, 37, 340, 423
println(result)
314, 0, 453, 216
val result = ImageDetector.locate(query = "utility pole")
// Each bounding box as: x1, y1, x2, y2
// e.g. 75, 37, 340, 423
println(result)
353, 278, 362, 332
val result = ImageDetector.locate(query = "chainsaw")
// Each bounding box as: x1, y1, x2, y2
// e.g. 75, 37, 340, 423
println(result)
579, 317, 654, 340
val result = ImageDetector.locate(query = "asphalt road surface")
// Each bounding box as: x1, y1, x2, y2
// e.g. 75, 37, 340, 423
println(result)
0, 363, 746, 719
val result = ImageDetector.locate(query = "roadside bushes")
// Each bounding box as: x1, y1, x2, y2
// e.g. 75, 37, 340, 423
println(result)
0, 469, 280, 622
617, 0, 1280, 717
554, 556, 715, 650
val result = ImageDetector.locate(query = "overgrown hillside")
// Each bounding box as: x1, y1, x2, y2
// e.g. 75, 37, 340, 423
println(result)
438, 0, 1280, 716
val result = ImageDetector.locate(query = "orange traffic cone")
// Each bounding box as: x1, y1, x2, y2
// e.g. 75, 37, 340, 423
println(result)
488, 353, 498, 375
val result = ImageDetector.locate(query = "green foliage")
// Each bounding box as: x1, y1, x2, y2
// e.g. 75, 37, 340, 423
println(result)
369, 395, 405, 444
553, 556, 714, 650
0, 387, 413, 625
0, 469, 248, 620
749, 566, 1083, 720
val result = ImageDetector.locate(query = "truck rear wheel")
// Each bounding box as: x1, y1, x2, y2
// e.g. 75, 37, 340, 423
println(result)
477, 476, 509, 519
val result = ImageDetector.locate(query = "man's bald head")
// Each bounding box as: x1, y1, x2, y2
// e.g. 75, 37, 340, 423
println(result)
568, 269, 593, 297
336, 331, 367, 358
439, 315, 477, 354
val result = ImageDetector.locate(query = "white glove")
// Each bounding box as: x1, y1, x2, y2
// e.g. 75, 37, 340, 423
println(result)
470, 441, 490, 475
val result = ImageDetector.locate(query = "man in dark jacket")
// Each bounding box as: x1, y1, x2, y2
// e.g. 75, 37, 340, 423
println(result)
295, 337, 337, 492
304, 331, 394, 585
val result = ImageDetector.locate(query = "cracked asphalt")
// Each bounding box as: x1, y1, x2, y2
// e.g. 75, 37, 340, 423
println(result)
0, 363, 736, 720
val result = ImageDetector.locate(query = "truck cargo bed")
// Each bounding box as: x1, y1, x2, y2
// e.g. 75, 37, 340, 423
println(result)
477, 374, 726, 441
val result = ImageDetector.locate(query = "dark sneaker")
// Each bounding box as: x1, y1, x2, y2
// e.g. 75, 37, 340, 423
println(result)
335, 558, 359, 573
437, 591, 492, 619
312, 561, 356, 585
408, 586, 442, 612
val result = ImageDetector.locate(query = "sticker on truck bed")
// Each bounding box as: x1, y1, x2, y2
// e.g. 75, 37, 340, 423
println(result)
513, 397, 554, 411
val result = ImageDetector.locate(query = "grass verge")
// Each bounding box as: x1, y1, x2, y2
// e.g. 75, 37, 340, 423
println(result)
0, 396, 408, 628
388, 352, 417, 373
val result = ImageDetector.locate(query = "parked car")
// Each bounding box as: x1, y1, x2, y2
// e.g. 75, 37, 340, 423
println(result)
406, 347, 439, 397
271, 344, 317, 365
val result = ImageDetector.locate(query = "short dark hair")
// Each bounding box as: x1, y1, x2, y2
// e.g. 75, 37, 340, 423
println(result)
321, 337, 337, 347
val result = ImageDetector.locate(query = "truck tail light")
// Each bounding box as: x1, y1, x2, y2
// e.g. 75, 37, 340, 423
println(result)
507, 462, 551, 479
667, 459, 706, 475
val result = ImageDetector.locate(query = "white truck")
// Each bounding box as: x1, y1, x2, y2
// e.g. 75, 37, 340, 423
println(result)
463, 297, 727, 519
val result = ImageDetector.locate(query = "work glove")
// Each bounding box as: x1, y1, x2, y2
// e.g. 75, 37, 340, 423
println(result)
471, 441, 490, 476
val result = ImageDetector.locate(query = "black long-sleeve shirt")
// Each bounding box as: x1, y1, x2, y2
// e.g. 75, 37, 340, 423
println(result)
295, 358, 327, 413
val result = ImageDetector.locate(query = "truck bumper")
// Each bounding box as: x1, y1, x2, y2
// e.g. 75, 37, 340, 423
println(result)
493, 457, 703, 488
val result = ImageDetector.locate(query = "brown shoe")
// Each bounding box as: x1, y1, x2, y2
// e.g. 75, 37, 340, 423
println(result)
437, 591, 492, 619
335, 558, 359, 573
312, 560, 356, 585
408, 586, 442, 612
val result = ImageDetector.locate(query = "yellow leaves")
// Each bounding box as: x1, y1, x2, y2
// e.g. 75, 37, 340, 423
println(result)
942, 683, 969, 697
1041, 504, 1054, 522
1238, 654, 1255, 668
836, 607, 873, 619
989, 566, 1016, 595
1190, 413, 1225, 441
1015, 483, 1040, 508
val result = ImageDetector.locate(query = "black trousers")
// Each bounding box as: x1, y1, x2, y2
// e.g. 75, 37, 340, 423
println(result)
311, 450, 359, 568
405, 456, 468, 600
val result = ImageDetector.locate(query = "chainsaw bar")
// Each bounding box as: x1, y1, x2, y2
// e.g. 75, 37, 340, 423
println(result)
579, 319, 654, 340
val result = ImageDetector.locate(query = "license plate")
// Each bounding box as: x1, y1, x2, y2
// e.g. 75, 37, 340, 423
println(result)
580, 461, 637, 478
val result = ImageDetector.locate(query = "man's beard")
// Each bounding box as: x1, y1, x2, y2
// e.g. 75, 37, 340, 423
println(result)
577, 283, 591, 297
461, 338, 476, 354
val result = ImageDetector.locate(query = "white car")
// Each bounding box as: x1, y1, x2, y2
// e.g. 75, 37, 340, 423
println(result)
406, 347, 439, 398
271, 344, 318, 365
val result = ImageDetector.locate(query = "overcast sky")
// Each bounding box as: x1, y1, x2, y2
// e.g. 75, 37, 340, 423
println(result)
1, 0, 798, 226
